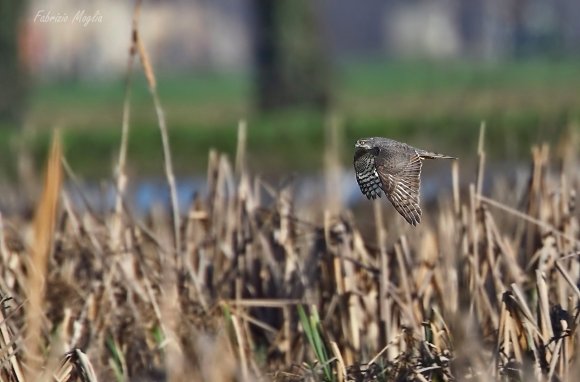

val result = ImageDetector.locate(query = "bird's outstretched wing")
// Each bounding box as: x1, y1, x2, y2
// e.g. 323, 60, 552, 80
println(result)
375, 152, 423, 226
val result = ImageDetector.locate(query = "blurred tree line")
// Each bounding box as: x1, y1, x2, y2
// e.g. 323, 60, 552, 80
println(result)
252, 0, 330, 112
0, 1, 28, 128
1, 0, 330, 125
3, 0, 580, 125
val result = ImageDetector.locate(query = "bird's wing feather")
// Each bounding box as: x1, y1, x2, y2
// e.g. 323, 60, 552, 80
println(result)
354, 151, 383, 199
375, 152, 422, 226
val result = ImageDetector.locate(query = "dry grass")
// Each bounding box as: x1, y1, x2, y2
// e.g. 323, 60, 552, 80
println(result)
0, 119, 580, 381
2, 4, 580, 382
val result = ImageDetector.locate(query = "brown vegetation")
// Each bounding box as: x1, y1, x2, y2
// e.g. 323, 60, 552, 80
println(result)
1, 3, 580, 380
1, 120, 580, 381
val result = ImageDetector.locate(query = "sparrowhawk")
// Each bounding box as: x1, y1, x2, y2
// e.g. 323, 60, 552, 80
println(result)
354, 137, 455, 226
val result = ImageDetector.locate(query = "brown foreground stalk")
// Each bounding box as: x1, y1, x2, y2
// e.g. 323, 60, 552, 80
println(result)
24, 131, 62, 380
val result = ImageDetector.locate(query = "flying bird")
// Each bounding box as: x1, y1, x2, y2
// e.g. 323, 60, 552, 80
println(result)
354, 137, 455, 226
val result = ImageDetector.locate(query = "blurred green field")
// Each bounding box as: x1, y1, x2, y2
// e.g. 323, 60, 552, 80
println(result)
2, 59, 580, 179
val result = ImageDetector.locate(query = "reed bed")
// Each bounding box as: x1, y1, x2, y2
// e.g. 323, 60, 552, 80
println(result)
0, 120, 579, 382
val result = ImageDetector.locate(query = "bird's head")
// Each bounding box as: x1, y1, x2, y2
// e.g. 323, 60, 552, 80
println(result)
355, 138, 373, 150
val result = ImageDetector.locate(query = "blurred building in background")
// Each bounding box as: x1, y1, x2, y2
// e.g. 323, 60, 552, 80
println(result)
24, 0, 253, 79
22, 0, 580, 79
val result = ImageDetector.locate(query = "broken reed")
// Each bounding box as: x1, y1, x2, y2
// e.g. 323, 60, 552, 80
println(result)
0, 124, 580, 381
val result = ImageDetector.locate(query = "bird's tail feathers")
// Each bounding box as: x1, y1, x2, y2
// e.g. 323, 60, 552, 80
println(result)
418, 150, 456, 160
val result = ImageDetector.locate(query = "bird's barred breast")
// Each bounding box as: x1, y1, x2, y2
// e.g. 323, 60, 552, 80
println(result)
356, 167, 382, 199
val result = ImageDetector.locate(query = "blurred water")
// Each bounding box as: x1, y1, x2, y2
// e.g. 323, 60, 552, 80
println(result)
62, 164, 520, 216
0, 161, 532, 218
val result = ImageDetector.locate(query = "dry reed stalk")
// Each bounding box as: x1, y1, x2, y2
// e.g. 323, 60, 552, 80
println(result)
476, 122, 486, 204
344, 257, 361, 362
536, 270, 554, 341
0, 307, 25, 381
487, 208, 525, 284
230, 308, 278, 334
330, 341, 346, 382
555, 261, 580, 301
110, 0, 142, 252
282, 306, 293, 367
230, 314, 249, 381
24, 131, 62, 380
151, 210, 184, 382
235, 120, 247, 178
510, 283, 542, 337
522, 144, 550, 261
394, 241, 417, 330
451, 159, 461, 220
478, 194, 580, 247
135, 19, 181, 260
373, 198, 393, 355
61, 192, 81, 241
467, 184, 481, 313
223, 299, 302, 307
549, 337, 564, 381
113, 9, 188, 381
60, 157, 101, 222
482, 211, 503, 296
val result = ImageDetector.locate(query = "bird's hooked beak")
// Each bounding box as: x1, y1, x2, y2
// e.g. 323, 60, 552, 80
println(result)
355, 139, 372, 150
